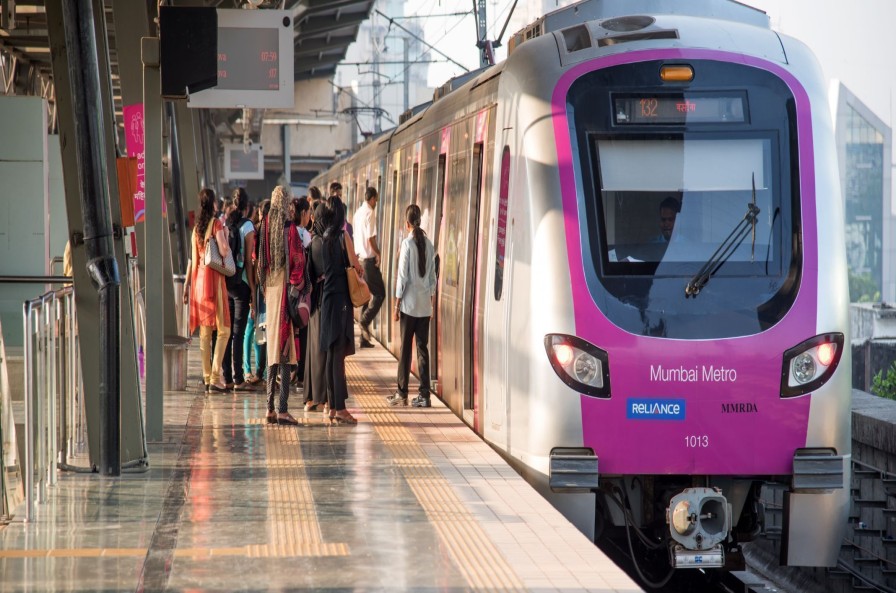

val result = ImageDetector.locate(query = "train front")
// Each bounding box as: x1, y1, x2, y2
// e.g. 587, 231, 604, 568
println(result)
533, 15, 851, 571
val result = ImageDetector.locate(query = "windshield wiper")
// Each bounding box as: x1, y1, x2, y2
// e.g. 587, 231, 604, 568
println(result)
684, 201, 761, 298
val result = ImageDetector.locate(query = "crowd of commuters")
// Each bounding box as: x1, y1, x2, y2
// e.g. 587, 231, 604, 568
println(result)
183, 180, 438, 424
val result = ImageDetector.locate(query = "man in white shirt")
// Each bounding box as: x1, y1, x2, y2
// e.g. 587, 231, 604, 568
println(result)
352, 187, 385, 347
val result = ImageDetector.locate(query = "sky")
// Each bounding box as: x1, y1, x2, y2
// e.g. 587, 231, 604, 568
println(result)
403, 0, 896, 138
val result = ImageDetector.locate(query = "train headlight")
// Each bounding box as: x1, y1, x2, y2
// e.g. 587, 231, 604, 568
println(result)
780, 333, 844, 398
574, 353, 599, 384
792, 353, 816, 384
545, 334, 611, 398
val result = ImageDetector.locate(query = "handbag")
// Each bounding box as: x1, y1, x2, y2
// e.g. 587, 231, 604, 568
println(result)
346, 267, 371, 307
204, 224, 236, 277
341, 234, 371, 307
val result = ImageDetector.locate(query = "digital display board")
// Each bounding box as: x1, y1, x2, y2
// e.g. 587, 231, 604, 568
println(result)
188, 9, 294, 109
613, 94, 747, 125
216, 28, 280, 91
224, 143, 265, 180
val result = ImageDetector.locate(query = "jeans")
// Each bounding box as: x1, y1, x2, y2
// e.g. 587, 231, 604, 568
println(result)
396, 312, 431, 398
243, 314, 255, 377
223, 281, 251, 385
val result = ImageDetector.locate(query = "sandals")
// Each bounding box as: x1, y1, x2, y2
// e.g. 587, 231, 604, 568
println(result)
265, 411, 278, 424
277, 412, 300, 426
304, 402, 324, 412
332, 411, 357, 425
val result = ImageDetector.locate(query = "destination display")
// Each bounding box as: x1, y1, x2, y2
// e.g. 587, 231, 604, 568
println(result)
613, 94, 747, 125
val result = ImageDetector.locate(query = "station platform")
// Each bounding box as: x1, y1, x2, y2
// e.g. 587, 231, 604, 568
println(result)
0, 331, 642, 593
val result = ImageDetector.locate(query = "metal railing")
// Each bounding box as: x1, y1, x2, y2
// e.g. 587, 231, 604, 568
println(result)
22, 284, 86, 522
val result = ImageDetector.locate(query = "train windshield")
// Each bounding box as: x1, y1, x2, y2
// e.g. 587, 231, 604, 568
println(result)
597, 136, 774, 275
569, 60, 801, 339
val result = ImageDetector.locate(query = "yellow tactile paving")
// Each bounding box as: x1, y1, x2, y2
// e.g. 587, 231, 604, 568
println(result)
347, 358, 528, 593
250, 421, 349, 558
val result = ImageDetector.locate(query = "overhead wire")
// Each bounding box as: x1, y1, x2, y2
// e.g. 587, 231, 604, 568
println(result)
369, 5, 475, 108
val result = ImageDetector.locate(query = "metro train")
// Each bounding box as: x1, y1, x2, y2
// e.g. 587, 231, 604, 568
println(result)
311, 0, 850, 581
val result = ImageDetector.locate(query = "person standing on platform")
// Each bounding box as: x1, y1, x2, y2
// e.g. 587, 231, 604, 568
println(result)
289, 196, 312, 386
328, 181, 354, 241
303, 202, 329, 413
222, 188, 256, 391
183, 188, 232, 393
245, 199, 269, 386
387, 204, 437, 408
320, 197, 361, 424
352, 186, 385, 349
257, 186, 303, 426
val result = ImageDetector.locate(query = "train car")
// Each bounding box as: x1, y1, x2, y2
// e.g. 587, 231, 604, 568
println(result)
312, 0, 850, 580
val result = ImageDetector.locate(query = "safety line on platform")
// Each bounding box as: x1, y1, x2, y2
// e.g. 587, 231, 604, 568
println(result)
346, 356, 527, 593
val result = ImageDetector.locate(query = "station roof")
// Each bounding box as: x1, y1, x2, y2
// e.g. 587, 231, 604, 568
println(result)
291, 0, 375, 79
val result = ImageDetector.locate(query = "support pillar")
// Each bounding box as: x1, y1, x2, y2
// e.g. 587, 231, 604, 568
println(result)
142, 37, 164, 442
47, 0, 146, 473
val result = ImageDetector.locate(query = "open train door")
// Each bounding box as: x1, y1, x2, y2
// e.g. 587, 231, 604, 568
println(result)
437, 118, 482, 424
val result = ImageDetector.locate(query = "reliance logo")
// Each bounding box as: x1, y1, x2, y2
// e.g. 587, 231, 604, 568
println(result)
627, 398, 686, 421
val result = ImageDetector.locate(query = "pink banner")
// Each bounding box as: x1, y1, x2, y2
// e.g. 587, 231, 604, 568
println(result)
123, 104, 145, 223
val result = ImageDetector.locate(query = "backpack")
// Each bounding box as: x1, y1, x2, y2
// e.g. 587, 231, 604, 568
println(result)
225, 217, 248, 289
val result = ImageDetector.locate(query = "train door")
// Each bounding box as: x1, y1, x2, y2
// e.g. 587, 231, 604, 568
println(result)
471, 109, 496, 433
484, 143, 511, 451
466, 142, 484, 418
432, 151, 447, 389
439, 117, 485, 423
384, 166, 399, 348
439, 126, 468, 417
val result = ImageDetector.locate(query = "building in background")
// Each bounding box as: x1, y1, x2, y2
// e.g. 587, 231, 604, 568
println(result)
831, 82, 894, 303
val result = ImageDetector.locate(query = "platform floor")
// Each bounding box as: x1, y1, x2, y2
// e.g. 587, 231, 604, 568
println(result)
0, 332, 641, 593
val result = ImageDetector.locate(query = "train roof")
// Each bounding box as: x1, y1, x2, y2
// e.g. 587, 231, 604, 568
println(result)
507, 0, 769, 55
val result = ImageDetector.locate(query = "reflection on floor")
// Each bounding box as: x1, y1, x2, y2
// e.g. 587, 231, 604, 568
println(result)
0, 335, 641, 592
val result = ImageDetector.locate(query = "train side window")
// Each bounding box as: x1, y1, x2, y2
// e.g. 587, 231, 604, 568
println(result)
495, 146, 510, 300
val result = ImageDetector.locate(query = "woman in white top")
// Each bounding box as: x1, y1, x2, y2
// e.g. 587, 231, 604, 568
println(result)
387, 204, 437, 408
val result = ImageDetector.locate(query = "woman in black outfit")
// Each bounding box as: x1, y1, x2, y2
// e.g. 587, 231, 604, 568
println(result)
319, 197, 363, 424
303, 202, 329, 412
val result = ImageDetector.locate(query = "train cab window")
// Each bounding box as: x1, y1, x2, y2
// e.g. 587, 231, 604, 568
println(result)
597, 137, 776, 276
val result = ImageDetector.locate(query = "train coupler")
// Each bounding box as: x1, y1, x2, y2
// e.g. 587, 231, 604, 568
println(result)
666, 487, 732, 569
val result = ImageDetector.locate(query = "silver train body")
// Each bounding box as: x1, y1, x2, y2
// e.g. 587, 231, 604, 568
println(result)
313, 0, 850, 573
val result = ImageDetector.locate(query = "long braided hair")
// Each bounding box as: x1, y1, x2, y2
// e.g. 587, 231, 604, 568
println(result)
405, 204, 426, 277
267, 186, 289, 274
